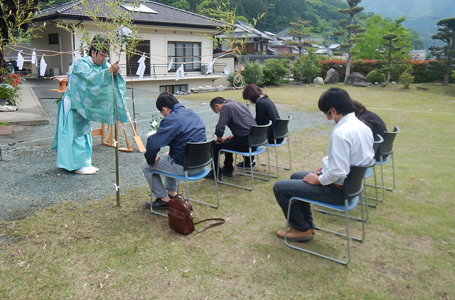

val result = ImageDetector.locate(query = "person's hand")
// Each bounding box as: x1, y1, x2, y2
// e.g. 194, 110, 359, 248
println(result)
315, 166, 323, 175
109, 60, 120, 75
226, 135, 234, 140
303, 172, 321, 185
149, 156, 160, 167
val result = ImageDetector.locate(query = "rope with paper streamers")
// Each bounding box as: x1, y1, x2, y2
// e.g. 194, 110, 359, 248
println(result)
4, 43, 246, 87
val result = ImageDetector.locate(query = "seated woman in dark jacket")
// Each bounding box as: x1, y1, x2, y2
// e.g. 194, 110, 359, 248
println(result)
352, 99, 388, 161
238, 84, 281, 168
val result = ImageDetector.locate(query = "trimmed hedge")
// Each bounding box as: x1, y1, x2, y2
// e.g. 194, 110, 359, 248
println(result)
317, 59, 454, 83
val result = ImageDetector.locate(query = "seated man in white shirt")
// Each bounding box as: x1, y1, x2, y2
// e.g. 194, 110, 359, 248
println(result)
273, 87, 374, 242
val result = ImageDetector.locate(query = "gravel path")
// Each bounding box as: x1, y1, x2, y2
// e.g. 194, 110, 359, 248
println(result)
0, 83, 325, 222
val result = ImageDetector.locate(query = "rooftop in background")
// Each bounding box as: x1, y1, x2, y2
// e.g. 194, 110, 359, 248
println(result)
34, 0, 223, 29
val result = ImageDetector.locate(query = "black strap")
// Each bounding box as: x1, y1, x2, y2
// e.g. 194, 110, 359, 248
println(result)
193, 218, 225, 233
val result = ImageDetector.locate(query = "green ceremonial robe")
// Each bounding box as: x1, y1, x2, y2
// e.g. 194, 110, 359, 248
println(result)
52, 56, 127, 171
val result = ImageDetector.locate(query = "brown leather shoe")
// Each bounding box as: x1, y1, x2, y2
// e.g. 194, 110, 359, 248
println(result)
311, 228, 316, 235
276, 227, 312, 242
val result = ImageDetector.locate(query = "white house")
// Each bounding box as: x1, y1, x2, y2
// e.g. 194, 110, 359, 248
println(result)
32, 0, 230, 93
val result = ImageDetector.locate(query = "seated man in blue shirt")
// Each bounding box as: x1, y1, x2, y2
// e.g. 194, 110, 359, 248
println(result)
142, 92, 206, 210
273, 88, 374, 242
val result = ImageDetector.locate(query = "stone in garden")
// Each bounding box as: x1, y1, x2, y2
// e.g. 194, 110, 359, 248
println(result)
381, 82, 386, 87
324, 68, 339, 84
313, 77, 324, 85
345, 72, 367, 85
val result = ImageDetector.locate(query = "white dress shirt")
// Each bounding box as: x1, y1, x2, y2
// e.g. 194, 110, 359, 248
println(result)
319, 112, 374, 186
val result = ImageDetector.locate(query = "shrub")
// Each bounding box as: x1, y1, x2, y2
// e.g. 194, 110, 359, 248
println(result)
293, 48, 323, 83
242, 60, 264, 86
352, 59, 383, 77
365, 70, 386, 83
262, 58, 290, 86
399, 72, 414, 89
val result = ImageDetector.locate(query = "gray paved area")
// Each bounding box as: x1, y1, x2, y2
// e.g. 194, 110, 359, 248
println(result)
0, 78, 326, 223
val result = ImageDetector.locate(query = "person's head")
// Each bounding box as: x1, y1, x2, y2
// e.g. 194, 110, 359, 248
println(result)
156, 91, 179, 117
351, 99, 366, 117
242, 84, 268, 103
90, 35, 110, 65
318, 88, 354, 125
210, 97, 227, 113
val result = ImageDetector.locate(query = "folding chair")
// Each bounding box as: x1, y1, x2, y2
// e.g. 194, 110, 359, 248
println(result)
284, 162, 374, 266
260, 116, 292, 178
151, 137, 219, 217
364, 134, 384, 209
218, 121, 271, 191
366, 126, 400, 201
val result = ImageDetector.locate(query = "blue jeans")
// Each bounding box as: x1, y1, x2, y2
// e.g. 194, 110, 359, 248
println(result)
273, 171, 344, 232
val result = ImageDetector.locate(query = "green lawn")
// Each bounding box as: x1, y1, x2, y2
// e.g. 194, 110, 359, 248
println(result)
1, 83, 454, 299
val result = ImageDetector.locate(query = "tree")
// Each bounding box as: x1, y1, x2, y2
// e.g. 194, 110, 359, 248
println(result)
262, 58, 290, 86
382, 33, 411, 83
353, 15, 413, 61
335, 0, 366, 81
172, 0, 190, 11
429, 18, 455, 86
292, 48, 322, 83
284, 20, 314, 55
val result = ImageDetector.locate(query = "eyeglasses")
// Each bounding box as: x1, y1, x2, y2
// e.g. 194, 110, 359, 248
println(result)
326, 110, 332, 116
97, 52, 109, 60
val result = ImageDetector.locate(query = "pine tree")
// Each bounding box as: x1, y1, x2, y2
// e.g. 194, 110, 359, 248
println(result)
284, 20, 313, 55
429, 18, 455, 86
335, 0, 366, 81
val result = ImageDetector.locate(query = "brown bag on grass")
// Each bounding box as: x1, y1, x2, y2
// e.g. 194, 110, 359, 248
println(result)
168, 194, 225, 235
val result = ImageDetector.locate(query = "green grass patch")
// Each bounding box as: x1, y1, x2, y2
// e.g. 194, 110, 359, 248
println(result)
1, 83, 455, 299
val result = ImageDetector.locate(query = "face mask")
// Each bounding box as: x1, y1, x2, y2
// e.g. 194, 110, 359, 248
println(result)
326, 111, 337, 126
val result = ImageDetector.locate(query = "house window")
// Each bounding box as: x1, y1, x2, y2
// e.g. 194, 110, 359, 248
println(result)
49, 33, 59, 45
168, 42, 201, 72
160, 85, 188, 94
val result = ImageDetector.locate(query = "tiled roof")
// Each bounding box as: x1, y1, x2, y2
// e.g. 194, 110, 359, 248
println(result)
34, 0, 222, 29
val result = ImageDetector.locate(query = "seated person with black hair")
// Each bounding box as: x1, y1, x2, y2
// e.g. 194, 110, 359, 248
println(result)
206, 97, 257, 179
273, 88, 374, 242
239, 84, 281, 168
142, 91, 206, 210
352, 99, 388, 161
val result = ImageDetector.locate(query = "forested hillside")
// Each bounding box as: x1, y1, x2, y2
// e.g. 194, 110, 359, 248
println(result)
50, 0, 440, 48
151, 0, 350, 34
361, 0, 455, 49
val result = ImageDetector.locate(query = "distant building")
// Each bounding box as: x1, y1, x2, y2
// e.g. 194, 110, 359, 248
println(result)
411, 50, 427, 60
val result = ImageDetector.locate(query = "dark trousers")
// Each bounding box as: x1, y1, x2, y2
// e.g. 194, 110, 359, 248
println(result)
273, 171, 344, 232
213, 136, 251, 172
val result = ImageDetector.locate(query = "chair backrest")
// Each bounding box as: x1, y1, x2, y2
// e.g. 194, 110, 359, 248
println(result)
373, 134, 384, 154
183, 138, 214, 171
344, 160, 376, 201
248, 120, 272, 148
273, 116, 291, 140
381, 126, 400, 156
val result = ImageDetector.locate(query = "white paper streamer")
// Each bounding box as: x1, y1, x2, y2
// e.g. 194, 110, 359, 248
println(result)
16, 50, 24, 70
167, 57, 173, 71
136, 53, 146, 79
31, 48, 37, 66
175, 64, 184, 81
39, 54, 47, 76
68, 51, 81, 74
